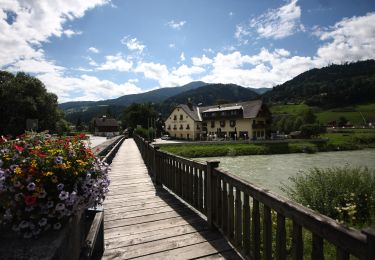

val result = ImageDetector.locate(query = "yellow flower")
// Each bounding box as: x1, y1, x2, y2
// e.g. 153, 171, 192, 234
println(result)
31, 160, 37, 168
15, 167, 22, 175
44, 171, 54, 176
76, 160, 87, 167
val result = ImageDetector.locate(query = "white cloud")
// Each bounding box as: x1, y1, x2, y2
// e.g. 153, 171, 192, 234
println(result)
38, 72, 142, 102
191, 54, 213, 66
121, 36, 146, 53
316, 12, 375, 64
88, 47, 99, 53
63, 29, 82, 38
236, 0, 302, 41
229, 12, 234, 17
180, 52, 185, 62
166, 20, 186, 30
169, 43, 176, 48
135, 62, 194, 87
0, 0, 108, 70
172, 65, 205, 77
97, 53, 133, 72
201, 49, 318, 88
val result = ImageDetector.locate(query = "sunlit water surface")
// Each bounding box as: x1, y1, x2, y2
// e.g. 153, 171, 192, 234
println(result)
195, 149, 375, 195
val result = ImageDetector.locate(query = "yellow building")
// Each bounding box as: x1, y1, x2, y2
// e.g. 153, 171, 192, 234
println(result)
165, 100, 271, 140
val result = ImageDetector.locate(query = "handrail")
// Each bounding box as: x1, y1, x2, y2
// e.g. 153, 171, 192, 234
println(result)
133, 134, 375, 259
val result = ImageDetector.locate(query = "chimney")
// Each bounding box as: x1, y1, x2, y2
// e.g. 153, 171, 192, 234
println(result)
187, 98, 193, 111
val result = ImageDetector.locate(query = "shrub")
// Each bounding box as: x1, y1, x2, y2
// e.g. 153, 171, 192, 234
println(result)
282, 166, 375, 227
0, 132, 110, 238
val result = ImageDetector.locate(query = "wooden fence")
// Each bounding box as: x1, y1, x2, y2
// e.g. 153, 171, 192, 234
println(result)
134, 135, 375, 260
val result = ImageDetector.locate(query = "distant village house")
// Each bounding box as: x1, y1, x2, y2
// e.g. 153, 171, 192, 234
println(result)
164, 100, 271, 140
93, 116, 120, 137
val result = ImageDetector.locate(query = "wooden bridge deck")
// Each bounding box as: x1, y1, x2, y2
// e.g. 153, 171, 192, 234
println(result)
103, 138, 241, 259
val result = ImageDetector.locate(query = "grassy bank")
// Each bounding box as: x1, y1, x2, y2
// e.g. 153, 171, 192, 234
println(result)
159, 129, 375, 158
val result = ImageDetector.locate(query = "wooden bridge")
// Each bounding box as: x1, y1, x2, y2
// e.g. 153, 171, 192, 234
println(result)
102, 137, 375, 260
102, 138, 241, 259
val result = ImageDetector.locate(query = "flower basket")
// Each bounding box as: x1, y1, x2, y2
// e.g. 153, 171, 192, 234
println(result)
0, 132, 110, 238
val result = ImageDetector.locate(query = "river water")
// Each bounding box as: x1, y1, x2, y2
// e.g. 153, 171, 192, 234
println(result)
195, 149, 375, 195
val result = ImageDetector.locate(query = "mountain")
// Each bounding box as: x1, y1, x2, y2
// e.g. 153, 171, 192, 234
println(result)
157, 83, 260, 115
59, 81, 207, 110
264, 60, 375, 108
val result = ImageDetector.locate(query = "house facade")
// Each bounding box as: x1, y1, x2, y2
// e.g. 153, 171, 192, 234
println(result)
93, 116, 120, 137
164, 100, 271, 140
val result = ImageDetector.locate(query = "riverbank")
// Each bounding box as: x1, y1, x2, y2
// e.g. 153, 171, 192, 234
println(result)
159, 129, 375, 158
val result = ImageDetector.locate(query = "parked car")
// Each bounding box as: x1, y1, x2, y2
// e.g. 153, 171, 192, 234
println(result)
161, 135, 171, 140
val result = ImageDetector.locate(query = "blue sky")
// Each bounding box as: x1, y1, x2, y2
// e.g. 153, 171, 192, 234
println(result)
0, 0, 374, 103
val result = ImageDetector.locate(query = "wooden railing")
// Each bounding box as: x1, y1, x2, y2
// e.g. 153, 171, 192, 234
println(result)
134, 135, 375, 260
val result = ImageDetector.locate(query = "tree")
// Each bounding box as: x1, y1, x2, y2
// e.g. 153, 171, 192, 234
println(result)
0, 71, 62, 137
301, 108, 316, 124
300, 124, 325, 138
121, 103, 157, 129
338, 116, 348, 127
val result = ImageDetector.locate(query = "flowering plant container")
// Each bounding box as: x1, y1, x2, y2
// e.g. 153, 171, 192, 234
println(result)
0, 132, 110, 238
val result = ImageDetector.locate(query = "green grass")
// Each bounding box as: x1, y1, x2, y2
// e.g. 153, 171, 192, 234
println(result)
270, 102, 375, 126
160, 130, 375, 158
270, 103, 310, 115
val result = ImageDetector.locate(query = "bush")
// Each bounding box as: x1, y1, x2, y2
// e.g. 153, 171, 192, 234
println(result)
282, 166, 375, 227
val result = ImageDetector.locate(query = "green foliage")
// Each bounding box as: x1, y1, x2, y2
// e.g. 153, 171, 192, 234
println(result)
264, 60, 375, 108
282, 167, 375, 227
134, 127, 155, 140
300, 124, 325, 138
0, 71, 62, 137
121, 103, 157, 129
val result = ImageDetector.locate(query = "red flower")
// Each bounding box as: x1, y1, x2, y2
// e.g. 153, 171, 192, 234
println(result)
14, 144, 25, 152
24, 195, 37, 206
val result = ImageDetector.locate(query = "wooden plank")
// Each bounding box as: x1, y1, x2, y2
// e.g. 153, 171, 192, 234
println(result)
252, 199, 260, 260
292, 220, 303, 260
132, 238, 234, 260
194, 167, 199, 208
222, 180, 228, 234
312, 233, 324, 260
195, 249, 242, 259
103, 230, 222, 259
336, 246, 349, 260
263, 205, 272, 260
228, 182, 234, 241
276, 213, 286, 260
105, 209, 197, 230
243, 193, 250, 256
235, 187, 242, 248
105, 222, 209, 249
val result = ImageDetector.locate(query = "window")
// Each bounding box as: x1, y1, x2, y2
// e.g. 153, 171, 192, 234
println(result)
230, 120, 236, 127
221, 111, 226, 116
197, 124, 201, 130
220, 120, 225, 127
173, 125, 177, 130
180, 124, 183, 129
187, 134, 190, 139
186, 124, 190, 130
167, 125, 171, 130
211, 121, 215, 128
180, 114, 183, 120
173, 115, 177, 120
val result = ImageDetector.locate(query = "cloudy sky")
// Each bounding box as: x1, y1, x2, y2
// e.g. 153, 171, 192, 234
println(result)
0, 0, 374, 103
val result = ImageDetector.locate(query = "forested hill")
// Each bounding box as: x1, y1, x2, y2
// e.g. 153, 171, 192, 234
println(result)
156, 83, 260, 115
59, 81, 207, 110
264, 60, 375, 108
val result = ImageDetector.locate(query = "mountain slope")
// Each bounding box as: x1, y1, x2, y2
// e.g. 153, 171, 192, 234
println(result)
157, 83, 260, 115
264, 60, 375, 107
59, 81, 207, 110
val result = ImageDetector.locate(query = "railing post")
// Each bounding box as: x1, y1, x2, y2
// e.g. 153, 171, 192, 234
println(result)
363, 228, 375, 260
153, 147, 161, 185
206, 160, 220, 229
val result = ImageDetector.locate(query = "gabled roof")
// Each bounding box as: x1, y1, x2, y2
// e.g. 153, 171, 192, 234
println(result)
94, 117, 119, 127
200, 99, 263, 119
169, 99, 266, 122
177, 104, 202, 121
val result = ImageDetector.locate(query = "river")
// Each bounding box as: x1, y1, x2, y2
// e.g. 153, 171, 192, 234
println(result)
195, 149, 375, 196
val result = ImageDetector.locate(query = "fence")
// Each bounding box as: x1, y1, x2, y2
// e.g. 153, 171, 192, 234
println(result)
134, 135, 375, 260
